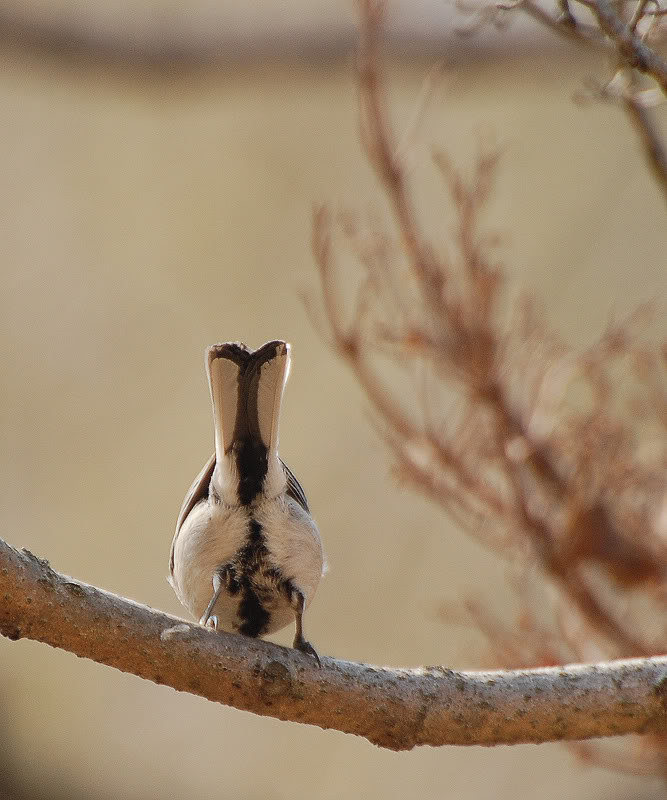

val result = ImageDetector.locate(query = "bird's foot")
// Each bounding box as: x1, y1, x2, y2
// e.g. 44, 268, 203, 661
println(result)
293, 635, 321, 668
199, 614, 218, 631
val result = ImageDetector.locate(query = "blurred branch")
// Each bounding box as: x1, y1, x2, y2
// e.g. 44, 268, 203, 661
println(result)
0, 7, 216, 68
620, 80, 667, 204
0, 7, 354, 69
590, 0, 667, 93
308, 0, 667, 772
492, 0, 605, 46
1, 536, 667, 750
488, 0, 667, 202
328, 0, 667, 652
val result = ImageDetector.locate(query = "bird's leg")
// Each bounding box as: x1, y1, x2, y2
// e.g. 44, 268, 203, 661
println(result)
199, 570, 224, 630
291, 588, 321, 667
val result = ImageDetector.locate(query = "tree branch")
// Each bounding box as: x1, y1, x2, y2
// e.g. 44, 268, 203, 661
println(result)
492, 0, 667, 206
621, 85, 667, 204
495, 0, 605, 48
590, 0, 667, 94
1, 536, 667, 750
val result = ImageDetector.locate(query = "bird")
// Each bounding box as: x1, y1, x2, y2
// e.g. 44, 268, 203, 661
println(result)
169, 340, 324, 664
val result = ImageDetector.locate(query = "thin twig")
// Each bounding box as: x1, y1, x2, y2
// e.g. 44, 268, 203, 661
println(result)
590, 0, 667, 93
496, 0, 605, 46
622, 86, 667, 202
358, 0, 447, 318
629, 0, 652, 32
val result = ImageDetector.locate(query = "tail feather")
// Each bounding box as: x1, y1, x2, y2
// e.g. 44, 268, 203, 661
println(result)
206, 339, 290, 465
206, 342, 250, 463
246, 341, 290, 458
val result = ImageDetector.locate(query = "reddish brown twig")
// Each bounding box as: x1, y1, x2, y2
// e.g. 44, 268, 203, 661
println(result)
313, 0, 667, 777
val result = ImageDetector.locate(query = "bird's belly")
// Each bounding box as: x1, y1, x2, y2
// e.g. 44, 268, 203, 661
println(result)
171, 495, 323, 639
211, 582, 296, 636
171, 501, 298, 636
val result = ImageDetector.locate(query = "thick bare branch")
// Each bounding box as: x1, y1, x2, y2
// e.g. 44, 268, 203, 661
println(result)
1, 536, 667, 749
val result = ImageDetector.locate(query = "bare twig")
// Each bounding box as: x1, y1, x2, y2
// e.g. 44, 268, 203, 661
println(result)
491, 0, 667, 204
590, 0, 667, 93
358, 0, 447, 318
1, 536, 667, 750
629, 0, 652, 32
622, 84, 667, 202
495, 0, 605, 46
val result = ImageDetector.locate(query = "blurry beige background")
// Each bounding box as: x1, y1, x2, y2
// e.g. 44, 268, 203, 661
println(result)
2, 1, 667, 798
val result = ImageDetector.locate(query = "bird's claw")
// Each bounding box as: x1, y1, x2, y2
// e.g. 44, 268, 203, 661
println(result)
294, 636, 321, 668
199, 614, 218, 631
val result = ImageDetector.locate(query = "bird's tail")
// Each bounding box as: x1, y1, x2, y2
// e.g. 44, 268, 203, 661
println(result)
206, 340, 290, 503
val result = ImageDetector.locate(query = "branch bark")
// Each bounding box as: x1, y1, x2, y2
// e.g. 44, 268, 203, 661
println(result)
1, 536, 667, 751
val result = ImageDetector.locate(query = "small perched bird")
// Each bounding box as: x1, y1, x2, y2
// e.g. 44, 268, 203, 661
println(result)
169, 341, 324, 664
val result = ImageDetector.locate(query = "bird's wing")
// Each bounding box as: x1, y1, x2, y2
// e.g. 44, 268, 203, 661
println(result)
281, 458, 310, 514
169, 453, 216, 574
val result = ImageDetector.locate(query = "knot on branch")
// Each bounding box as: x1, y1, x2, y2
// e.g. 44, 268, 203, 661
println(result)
259, 660, 297, 699
0, 621, 21, 641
